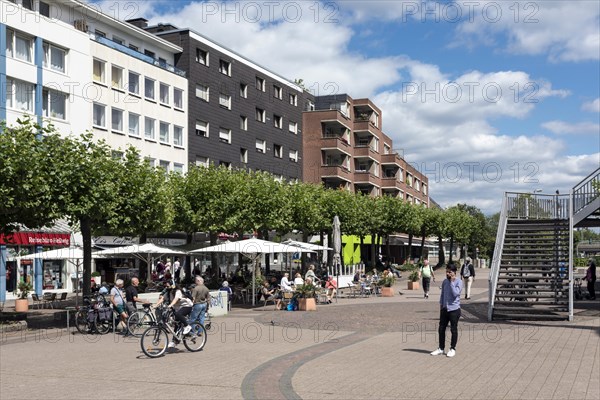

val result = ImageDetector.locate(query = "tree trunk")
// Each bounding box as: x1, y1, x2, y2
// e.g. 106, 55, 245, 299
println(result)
263, 229, 270, 275
80, 216, 92, 298
420, 226, 426, 260
385, 234, 391, 262
408, 233, 413, 262
449, 235, 454, 263
360, 235, 365, 266
437, 235, 445, 267
184, 232, 193, 283
301, 231, 309, 272
209, 231, 218, 278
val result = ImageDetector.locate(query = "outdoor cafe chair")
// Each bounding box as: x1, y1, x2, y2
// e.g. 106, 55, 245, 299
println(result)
42, 292, 56, 309
31, 293, 43, 309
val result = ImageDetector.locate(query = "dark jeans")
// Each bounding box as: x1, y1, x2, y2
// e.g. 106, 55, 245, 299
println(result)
588, 281, 596, 299
174, 306, 192, 327
422, 277, 431, 293
439, 307, 461, 350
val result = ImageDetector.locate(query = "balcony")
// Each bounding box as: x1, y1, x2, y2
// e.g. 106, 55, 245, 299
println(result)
91, 34, 186, 77
321, 137, 351, 153
381, 176, 402, 189
353, 120, 379, 134
354, 146, 378, 159
321, 165, 352, 181
381, 153, 402, 166
354, 171, 380, 187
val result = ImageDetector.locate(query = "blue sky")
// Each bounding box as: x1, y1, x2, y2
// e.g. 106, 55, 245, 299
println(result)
93, 0, 600, 214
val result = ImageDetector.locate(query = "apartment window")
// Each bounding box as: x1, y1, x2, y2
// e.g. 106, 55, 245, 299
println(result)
289, 149, 298, 163
144, 117, 155, 140
6, 79, 34, 112
42, 89, 66, 120
92, 103, 106, 128
219, 128, 232, 144
256, 139, 266, 153
195, 120, 209, 137
240, 148, 248, 163
129, 44, 138, 51
112, 36, 124, 45
273, 85, 282, 99
273, 144, 283, 159
415, 180, 421, 191
111, 150, 124, 160
159, 160, 169, 172
173, 126, 183, 147
196, 48, 208, 65
196, 156, 209, 167
95, 29, 106, 38
159, 122, 169, 143
174, 88, 183, 109
256, 77, 265, 91
219, 93, 231, 109
111, 108, 124, 132
240, 116, 248, 131
39, 1, 50, 17
93, 59, 106, 83
22, 0, 33, 11
273, 115, 282, 129
219, 59, 231, 76
196, 84, 209, 102
111, 65, 123, 89
220, 161, 231, 169
159, 83, 169, 105
306, 99, 315, 111
255, 108, 265, 123
128, 71, 140, 95
423, 184, 428, 195
42, 42, 66, 73
128, 113, 140, 136
9, 31, 32, 62
144, 49, 155, 58
289, 93, 297, 106
289, 121, 298, 134
144, 77, 155, 100
173, 164, 184, 174
240, 83, 248, 98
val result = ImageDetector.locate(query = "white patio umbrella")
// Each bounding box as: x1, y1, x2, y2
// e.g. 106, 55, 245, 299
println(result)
281, 239, 332, 251
190, 238, 313, 306
333, 215, 342, 299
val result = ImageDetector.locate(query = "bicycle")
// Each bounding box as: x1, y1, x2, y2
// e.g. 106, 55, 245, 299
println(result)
74, 295, 113, 335
127, 303, 160, 337
140, 307, 207, 358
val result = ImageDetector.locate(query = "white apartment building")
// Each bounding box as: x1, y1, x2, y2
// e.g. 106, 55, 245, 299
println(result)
1, 0, 188, 173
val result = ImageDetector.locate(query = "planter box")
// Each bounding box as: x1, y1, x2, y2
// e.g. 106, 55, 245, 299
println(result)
408, 281, 420, 290
381, 287, 394, 297
298, 298, 317, 311
14, 299, 29, 312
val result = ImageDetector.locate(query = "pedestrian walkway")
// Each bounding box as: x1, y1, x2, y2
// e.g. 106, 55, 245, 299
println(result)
1, 272, 598, 400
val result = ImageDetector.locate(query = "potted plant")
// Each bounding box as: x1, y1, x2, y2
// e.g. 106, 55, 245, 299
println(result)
378, 275, 396, 297
294, 283, 317, 311
14, 281, 33, 312
408, 270, 420, 290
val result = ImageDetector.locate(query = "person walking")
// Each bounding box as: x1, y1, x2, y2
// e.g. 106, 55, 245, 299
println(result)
419, 259, 435, 298
460, 257, 475, 299
110, 279, 129, 333
189, 276, 211, 327
431, 264, 463, 358
584, 260, 597, 300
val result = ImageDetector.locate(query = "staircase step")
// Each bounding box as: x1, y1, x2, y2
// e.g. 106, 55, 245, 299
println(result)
493, 312, 568, 321
494, 300, 568, 306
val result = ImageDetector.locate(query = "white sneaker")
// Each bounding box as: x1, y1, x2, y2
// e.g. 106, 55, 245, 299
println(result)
447, 349, 456, 358
168, 341, 176, 348
182, 325, 192, 335
430, 348, 444, 356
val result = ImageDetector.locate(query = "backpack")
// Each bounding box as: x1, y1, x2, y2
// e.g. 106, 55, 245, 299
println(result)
182, 287, 194, 301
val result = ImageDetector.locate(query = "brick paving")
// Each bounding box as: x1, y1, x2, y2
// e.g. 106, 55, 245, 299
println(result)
1, 272, 598, 400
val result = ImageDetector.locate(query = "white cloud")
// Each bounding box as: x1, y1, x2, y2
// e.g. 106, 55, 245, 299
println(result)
582, 98, 600, 113
542, 121, 600, 135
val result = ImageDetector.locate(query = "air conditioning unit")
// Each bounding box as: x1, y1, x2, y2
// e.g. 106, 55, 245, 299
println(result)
74, 20, 88, 33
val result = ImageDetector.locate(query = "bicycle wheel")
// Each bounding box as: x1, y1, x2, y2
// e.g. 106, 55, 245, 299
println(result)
183, 323, 207, 352
128, 311, 153, 337
140, 326, 169, 358
75, 310, 91, 334
94, 316, 112, 334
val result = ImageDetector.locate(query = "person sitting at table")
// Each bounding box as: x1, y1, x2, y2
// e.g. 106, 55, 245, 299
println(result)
305, 264, 320, 287
280, 272, 293, 292
293, 272, 304, 286
261, 281, 282, 310
325, 276, 337, 303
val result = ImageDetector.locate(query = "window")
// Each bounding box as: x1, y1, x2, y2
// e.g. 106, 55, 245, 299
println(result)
423, 184, 428, 195
219, 93, 231, 109
240, 83, 247, 98
92, 103, 106, 128
289, 121, 298, 134
196, 84, 209, 102
196, 48, 208, 65
273, 115, 282, 129
256, 77, 265, 91
144, 117, 155, 140
4, 79, 12, 109
8, 30, 33, 62
255, 108, 265, 123
289, 149, 298, 163
112, 36, 124, 45
144, 77, 155, 100
273, 144, 283, 159
219, 59, 231, 76
219, 128, 231, 144
159, 122, 169, 143
93, 59, 106, 83
273, 85, 282, 99
240, 148, 248, 163
111, 108, 124, 132
22, 0, 33, 11
5, 29, 13, 58
7, 79, 34, 112
159, 83, 169, 105
173, 164, 184, 174
256, 139, 266, 153
196, 156, 209, 167
129, 44, 138, 51
128, 71, 140, 95
111, 151, 124, 160
305, 99, 315, 111
289, 93, 297, 106
240, 116, 248, 131
159, 160, 169, 172
144, 49, 155, 58
95, 29, 106, 38
174, 88, 183, 109
173, 126, 183, 147
42, 89, 66, 120
111, 65, 123, 89
128, 113, 140, 136
43, 42, 66, 73
219, 161, 231, 169
146, 158, 156, 168
195, 120, 209, 137
39, 1, 50, 17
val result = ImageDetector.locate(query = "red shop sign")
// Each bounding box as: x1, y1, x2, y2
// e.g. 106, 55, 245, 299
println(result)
0, 232, 71, 246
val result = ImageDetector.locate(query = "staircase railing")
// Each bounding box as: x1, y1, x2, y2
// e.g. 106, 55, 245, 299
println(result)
505, 192, 571, 220
488, 193, 508, 321
572, 167, 600, 215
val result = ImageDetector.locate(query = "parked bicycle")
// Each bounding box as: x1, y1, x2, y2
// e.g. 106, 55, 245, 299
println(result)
140, 307, 206, 358
74, 295, 113, 335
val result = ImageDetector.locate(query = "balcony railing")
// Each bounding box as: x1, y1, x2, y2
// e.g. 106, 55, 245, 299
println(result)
91, 34, 186, 77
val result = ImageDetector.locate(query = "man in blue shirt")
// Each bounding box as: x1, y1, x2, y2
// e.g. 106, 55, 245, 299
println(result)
431, 264, 463, 358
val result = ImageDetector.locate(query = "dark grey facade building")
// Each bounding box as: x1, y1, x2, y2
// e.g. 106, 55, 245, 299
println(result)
135, 20, 313, 180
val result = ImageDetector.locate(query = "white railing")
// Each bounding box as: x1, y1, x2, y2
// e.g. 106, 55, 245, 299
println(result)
488, 193, 509, 321
505, 192, 570, 220
572, 167, 600, 215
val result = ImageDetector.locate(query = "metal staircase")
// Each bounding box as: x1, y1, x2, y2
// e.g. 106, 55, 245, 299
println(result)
488, 167, 600, 321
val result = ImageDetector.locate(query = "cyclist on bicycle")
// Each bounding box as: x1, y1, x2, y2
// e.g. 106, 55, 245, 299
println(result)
165, 283, 193, 347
